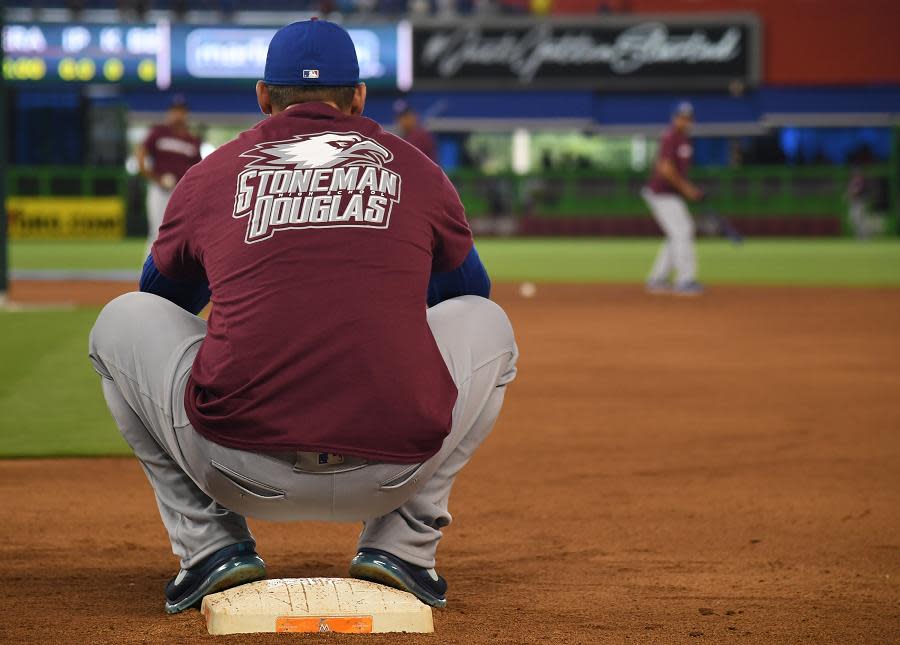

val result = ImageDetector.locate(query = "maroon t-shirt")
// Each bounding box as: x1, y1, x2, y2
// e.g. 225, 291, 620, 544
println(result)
648, 128, 693, 195
143, 124, 203, 182
403, 126, 437, 163
152, 102, 472, 463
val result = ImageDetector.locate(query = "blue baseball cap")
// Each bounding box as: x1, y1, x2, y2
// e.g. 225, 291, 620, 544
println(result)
264, 19, 359, 87
393, 98, 413, 116
673, 101, 695, 118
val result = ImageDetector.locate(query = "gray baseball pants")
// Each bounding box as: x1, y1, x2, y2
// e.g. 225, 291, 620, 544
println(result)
145, 183, 172, 256
88, 292, 517, 570
642, 187, 697, 285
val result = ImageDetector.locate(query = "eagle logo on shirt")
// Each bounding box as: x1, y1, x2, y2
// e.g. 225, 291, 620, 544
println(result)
240, 132, 393, 170
233, 131, 402, 244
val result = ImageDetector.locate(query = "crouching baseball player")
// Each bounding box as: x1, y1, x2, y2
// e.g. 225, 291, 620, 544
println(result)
88, 20, 517, 613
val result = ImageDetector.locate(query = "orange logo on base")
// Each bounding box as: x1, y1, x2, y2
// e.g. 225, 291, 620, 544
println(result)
275, 616, 374, 633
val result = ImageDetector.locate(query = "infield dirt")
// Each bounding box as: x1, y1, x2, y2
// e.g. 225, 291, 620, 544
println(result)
1, 283, 899, 644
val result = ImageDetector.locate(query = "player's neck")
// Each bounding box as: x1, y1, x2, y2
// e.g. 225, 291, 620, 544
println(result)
274, 100, 342, 116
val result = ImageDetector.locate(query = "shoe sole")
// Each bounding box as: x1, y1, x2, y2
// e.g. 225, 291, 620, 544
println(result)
349, 560, 447, 609
165, 557, 266, 614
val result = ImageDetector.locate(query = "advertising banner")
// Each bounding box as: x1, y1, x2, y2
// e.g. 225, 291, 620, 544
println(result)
168, 24, 404, 90
411, 16, 761, 90
7, 197, 124, 239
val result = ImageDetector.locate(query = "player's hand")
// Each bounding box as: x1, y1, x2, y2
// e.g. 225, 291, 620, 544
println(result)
685, 185, 704, 202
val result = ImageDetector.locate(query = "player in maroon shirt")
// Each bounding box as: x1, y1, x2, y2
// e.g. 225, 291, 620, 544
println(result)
137, 96, 203, 254
89, 20, 517, 613
643, 102, 705, 296
394, 100, 438, 163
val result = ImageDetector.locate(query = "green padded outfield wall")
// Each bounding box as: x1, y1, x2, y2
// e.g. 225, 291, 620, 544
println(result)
451, 165, 895, 236
4, 164, 896, 238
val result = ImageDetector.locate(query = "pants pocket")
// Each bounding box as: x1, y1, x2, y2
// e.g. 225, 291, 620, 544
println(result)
209, 460, 286, 500
379, 463, 424, 490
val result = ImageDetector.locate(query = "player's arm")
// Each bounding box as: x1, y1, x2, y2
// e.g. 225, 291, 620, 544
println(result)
145, 167, 208, 313
657, 158, 702, 201
427, 245, 490, 307
138, 127, 164, 185
428, 167, 489, 306
139, 254, 210, 315
136, 144, 158, 185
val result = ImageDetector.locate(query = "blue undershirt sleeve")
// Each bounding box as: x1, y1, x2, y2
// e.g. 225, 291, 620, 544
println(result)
427, 245, 491, 308
139, 254, 211, 315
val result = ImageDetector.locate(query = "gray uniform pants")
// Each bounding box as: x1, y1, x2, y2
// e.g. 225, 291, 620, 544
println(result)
145, 182, 172, 256
88, 292, 517, 570
642, 187, 697, 285
848, 199, 870, 240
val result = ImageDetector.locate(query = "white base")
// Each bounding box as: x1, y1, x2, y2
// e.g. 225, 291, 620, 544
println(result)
201, 578, 434, 635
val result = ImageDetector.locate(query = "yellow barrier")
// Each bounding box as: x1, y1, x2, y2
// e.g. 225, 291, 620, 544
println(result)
7, 196, 124, 239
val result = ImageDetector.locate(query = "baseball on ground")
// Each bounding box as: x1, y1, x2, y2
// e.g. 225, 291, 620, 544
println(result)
519, 282, 537, 298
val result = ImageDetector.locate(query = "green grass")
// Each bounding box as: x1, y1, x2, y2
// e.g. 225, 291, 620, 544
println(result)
9, 238, 900, 286
2, 237, 899, 457
476, 239, 900, 286
0, 308, 130, 457
10, 239, 147, 271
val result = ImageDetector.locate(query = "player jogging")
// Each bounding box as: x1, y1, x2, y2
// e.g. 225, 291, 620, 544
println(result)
642, 101, 704, 296
89, 20, 517, 614
136, 96, 202, 254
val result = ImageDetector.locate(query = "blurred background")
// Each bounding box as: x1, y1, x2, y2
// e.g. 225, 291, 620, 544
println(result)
2, 0, 898, 263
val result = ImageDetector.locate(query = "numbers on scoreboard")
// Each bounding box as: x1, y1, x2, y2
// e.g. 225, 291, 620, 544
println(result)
2, 57, 47, 81
2, 23, 160, 84
137, 59, 156, 82
103, 58, 125, 82
58, 57, 96, 82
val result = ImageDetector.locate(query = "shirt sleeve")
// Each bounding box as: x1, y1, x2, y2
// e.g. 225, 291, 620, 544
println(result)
143, 126, 160, 156
431, 172, 473, 273
151, 167, 206, 282
427, 245, 490, 307
659, 132, 677, 163
140, 254, 210, 314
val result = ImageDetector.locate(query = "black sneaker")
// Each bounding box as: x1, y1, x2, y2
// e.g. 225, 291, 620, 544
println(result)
349, 548, 447, 608
164, 541, 266, 614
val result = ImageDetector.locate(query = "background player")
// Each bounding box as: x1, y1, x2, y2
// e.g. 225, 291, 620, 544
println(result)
394, 99, 438, 163
136, 96, 203, 254
846, 168, 871, 239
89, 20, 517, 614
642, 101, 705, 296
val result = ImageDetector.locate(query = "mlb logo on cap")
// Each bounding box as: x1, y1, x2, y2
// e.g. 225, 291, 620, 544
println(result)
303, 69, 319, 79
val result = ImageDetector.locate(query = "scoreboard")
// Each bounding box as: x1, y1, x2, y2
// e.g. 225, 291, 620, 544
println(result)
3, 23, 161, 85
2, 22, 407, 90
